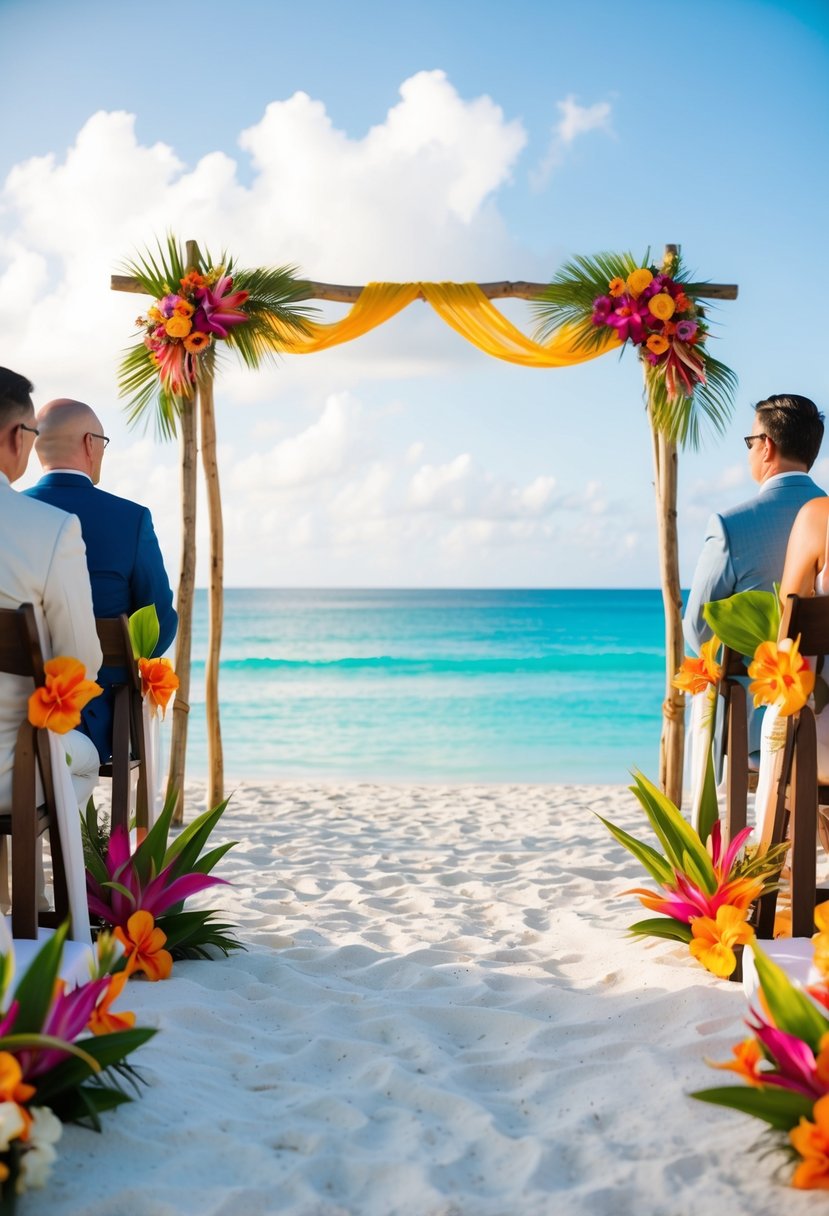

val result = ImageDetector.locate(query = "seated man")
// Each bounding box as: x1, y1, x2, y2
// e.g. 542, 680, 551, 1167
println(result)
683, 392, 825, 767
25, 398, 177, 764
0, 368, 102, 809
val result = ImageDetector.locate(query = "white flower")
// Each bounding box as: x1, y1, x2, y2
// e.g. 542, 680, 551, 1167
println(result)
17, 1106, 62, 1193
0, 1102, 25, 1152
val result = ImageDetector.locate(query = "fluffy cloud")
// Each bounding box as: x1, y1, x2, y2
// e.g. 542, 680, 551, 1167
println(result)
531, 94, 613, 188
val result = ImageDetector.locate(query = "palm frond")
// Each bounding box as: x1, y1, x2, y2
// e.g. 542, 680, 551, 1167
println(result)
532, 250, 646, 347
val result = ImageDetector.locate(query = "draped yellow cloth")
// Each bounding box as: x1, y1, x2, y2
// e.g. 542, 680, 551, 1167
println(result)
275, 281, 620, 367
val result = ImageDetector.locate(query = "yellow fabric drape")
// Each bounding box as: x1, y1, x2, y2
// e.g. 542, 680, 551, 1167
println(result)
276, 281, 620, 367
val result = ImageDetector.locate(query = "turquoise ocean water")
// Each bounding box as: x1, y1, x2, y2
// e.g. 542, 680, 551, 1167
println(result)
183, 588, 668, 785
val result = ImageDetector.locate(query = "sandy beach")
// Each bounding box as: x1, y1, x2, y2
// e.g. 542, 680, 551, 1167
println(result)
42, 781, 826, 1216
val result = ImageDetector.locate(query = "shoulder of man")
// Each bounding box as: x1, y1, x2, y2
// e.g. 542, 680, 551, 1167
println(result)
16, 487, 77, 531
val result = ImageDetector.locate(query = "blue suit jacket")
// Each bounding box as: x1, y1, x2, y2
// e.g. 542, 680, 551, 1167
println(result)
24, 473, 177, 761
683, 471, 825, 755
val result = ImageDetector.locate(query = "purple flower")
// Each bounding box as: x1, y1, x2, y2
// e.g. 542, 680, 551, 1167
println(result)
676, 320, 698, 342
158, 294, 180, 319
193, 275, 250, 339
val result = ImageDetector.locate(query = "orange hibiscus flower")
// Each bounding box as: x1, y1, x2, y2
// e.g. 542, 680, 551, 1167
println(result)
28, 657, 103, 734
138, 657, 179, 719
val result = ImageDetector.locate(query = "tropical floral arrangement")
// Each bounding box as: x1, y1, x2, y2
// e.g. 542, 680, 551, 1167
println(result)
0, 923, 153, 1207
119, 236, 314, 437
128, 604, 179, 720
532, 249, 737, 446
692, 914, 829, 1189
27, 657, 102, 735
84, 789, 239, 973
600, 770, 786, 978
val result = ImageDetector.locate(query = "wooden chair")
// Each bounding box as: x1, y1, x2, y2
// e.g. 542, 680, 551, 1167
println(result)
717, 646, 758, 845
0, 603, 70, 938
753, 594, 829, 939
95, 616, 148, 837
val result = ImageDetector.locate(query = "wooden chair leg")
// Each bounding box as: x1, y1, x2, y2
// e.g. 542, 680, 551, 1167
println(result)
755, 719, 796, 940
791, 712, 819, 939
110, 687, 131, 835
726, 685, 748, 843
11, 723, 37, 939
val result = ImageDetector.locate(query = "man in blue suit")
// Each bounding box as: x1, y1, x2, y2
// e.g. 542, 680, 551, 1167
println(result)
683, 392, 825, 759
25, 398, 177, 763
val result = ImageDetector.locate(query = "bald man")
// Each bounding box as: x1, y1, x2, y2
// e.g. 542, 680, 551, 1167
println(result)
25, 398, 177, 764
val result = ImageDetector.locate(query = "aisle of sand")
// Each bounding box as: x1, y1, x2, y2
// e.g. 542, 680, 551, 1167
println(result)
46, 782, 824, 1216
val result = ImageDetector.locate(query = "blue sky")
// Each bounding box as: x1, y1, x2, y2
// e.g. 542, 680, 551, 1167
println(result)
1, 0, 828, 587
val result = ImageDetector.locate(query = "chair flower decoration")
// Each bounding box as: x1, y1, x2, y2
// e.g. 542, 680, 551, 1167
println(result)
599, 769, 786, 979
27, 658, 102, 735
692, 913, 829, 1189
0, 923, 154, 1206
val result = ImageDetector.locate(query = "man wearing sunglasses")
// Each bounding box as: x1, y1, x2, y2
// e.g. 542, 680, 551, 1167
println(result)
24, 397, 177, 766
683, 393, 825, 762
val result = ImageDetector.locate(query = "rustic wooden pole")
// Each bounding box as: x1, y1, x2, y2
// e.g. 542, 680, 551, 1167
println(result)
168, 392, 197, 823
166, 238, 201, 823
198, 368, 224, 808
112, 275, 738, 304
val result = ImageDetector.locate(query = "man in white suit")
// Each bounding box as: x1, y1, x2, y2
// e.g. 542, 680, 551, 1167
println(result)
683, 392, 825, 760
0, 367, 102, 812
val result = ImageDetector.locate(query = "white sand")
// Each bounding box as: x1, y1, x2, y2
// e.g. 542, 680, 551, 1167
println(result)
43, 782, 826, 1216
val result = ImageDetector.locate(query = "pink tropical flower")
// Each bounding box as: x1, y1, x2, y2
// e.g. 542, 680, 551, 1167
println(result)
193, 275, 250, 339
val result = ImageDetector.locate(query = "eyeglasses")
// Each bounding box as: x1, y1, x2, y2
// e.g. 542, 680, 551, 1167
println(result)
19, 423, 39, 438
87, 432, 110, 449
743, 433, 768, 450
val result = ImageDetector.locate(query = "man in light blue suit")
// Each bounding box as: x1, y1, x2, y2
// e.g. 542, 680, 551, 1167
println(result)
683, 392, 825, 759
24, 398, 177, 764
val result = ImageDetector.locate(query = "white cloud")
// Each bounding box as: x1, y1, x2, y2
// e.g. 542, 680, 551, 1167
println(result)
531, 94, 613, 188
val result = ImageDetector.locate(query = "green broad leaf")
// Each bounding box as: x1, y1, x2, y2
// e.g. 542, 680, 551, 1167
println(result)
101, 880, 137, 903
164, 800, 229, 868
690, 1085, 813, 1131
595, 814, 674, 886
751, 944, 829, 1050
628, 917, 693, 942
191, 841, 238, 875
630, 771, 717, 894
51, 1083, 134, 1130
128, 604, 160, 659
11, 923, 68, 1033
32, 1027, 157, 1104
132, 789, 177, 880
696, 747, 720, 846
156, 910, 241, 956
0, 1032, 99, 1071
703, 590, 779, 657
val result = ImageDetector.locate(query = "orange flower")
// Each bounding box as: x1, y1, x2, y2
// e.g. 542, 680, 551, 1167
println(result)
672, 636, 722, 695
138, 657, 179, 719
688, 904, 754, 978
791, 1092, 829, 1188
173, 300, 194, 318
183, 331, 210, 354
608, 277, 626, 297
812, 905, 829, 980
674, 291, 691, 312
165, 314, 192, 339
0, 1052, 35, 1141
711, 1037, 764, 1085
748, 636, 815, 716
115, 910, 173, 982
662, 320, 678, 337
28, 657, 103, 734
648, 292, 676, 321
646, 334, 669, 355
180, 271, 207, 292
626, 268, 653, 297
88, 970, 137, 1035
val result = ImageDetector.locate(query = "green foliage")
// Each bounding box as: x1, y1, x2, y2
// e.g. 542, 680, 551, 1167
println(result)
704, 589, 780, 657
128, 604, 160, 659
117, 235, 317, 439
628, 917, 692, 942
690, 1085, 814, 1131
628, 770, 717, 895
751, 944, 829, 1052
696, 745, 719, 846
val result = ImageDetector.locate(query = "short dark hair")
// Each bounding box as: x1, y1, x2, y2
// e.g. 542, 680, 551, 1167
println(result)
754, 393, 824, 469
0, 367, 34, 428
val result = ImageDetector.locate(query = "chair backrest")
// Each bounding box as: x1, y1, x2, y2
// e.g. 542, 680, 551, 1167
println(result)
781, 594, 829, 655
95, 615, 140, 688
0, 603, 45, 683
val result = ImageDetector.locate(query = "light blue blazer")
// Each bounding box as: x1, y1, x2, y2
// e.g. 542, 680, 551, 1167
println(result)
683, 471, 826, 755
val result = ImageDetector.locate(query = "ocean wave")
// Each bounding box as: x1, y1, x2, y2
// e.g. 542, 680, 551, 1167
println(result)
192, 653, 665, 675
